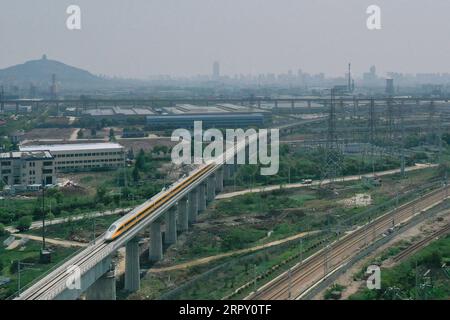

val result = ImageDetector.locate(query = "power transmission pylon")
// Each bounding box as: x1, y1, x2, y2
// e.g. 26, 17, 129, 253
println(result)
386, 98, 394, 155
399, 102, 406, 177
320, 89, 343, 187
427, 100, 436, 146
369, 98, 376, 175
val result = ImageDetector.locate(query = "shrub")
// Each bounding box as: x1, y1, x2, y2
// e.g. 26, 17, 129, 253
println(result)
16, 216, 32, 232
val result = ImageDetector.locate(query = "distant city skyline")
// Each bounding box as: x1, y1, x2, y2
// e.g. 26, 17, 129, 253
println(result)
2, 1, 450, 79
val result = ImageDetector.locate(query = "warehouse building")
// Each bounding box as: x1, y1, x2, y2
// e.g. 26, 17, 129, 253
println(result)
0, 151, 55, 191
20, 143, 125, 173
146, 103, 270, 129
82, 107, 154, 122
147, 113, 266, 129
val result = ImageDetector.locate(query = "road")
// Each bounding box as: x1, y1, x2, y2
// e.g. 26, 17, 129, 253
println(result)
69, 128, 80, 141
217, 164, 436, 200
5, 164, 436, 234
5, 207, 132, 234
12, 233, 88, 248
148, 230, 320, 273
248, 185, 449, 300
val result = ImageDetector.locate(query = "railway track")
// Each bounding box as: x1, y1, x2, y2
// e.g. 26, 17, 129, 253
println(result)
248, 187, 449, 300
20, 241, 113, 300
392, 223, 450, 263
17, 134, 249, 299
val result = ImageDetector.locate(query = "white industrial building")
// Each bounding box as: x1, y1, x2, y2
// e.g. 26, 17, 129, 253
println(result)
0, 150, 55, 191
19, 142, 126, 173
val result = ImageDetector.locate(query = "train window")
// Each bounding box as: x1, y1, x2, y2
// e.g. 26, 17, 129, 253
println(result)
108, 225, 117, 232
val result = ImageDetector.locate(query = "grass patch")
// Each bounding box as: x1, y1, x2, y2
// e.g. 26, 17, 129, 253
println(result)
0, 237, 76, 299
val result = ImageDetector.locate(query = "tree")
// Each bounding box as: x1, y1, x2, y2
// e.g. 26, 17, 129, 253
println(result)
77, 129, 84, 139
109, 128, 115, 141
153, 145, 169, 155
16, 216, 32, 232
135, 149, 146, 170
122, 187, 131, 199
96, 186, 107, 203
0, 223, 6, 236
46, 212, 55, 221
90, 127, 97, 137
132, 166, 140, 182
127, 148, 135, 160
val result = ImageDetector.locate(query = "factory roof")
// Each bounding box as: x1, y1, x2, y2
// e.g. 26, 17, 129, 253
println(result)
84, 109, 115, 116
83, 107, 154, 116
20, 143, 124, 153
147, 113, 265, 120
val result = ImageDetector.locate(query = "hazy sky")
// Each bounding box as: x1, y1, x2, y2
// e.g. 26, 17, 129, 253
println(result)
1, 0, 450, 78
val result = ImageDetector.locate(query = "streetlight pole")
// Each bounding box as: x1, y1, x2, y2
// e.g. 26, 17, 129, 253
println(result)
40, 179, 51, 263
41, 179, 46, 250
253, 264, 257, 293
288, 268, 292, 299
92, 215, 96, 245
300, 237, 303, 264
18, 261, 21, 296
17, 261, 35, 296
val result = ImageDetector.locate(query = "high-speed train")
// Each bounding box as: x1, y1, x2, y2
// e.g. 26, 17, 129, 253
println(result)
104, 163, 216, 241
104, 133, 256, 242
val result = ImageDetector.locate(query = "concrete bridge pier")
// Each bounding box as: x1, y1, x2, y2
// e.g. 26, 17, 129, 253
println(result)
198, 184, 206, 212
207, 175, 216, 203
149, 222, 163, 262
177, 198, 188, 232
124, 238, 140, 292
188, 189, 198, 223
215, 168, 224, 193
245, 144, 251, 163
228, 162, 237, 177
164, 207, 177, 245
224, 164, 231, 180
85, 267, 116, 300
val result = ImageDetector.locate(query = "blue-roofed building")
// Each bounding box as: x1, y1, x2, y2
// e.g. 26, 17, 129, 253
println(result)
146, 112, 266, 129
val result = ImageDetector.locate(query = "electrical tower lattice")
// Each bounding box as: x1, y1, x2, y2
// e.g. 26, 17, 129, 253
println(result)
320, 89, 343, 187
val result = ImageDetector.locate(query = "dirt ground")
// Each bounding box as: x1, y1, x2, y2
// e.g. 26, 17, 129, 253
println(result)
339, 193, 372, 208
22, 128, 76, 142
117, 137, 176, 152
58, 171, 114, 195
